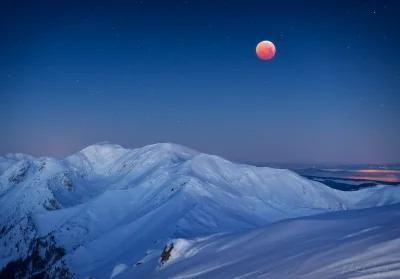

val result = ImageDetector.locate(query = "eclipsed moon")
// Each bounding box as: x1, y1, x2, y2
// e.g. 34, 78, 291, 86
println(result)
256, 41, 276, 60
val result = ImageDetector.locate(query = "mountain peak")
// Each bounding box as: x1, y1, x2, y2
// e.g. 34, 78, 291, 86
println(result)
144, 142, 200, 157
78, 142, 199, 158
2, 153, 35, 161
79, 141, 124, 153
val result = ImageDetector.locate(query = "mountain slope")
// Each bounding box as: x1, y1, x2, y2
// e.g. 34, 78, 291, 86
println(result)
124, 203, 400, 279
0, 142, 399, 278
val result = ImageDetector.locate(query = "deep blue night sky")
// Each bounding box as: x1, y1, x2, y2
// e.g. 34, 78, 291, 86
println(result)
1, 0, 399, 164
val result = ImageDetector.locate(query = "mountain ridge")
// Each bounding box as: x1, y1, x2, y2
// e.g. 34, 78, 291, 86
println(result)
1, 142, 400, 278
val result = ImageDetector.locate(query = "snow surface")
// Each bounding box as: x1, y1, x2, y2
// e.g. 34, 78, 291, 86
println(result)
121, 203, 400, 279
110, 264, 129, 278
0, 142, 399, 278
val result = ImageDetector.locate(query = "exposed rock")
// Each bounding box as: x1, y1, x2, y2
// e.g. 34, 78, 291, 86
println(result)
160, 243, 174, 265
0, 235, 71, 279
43, 199, 62, 211
39, 162, 46, 172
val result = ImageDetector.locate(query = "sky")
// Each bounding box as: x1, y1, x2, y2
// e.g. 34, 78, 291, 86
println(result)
1, 0, 399, 164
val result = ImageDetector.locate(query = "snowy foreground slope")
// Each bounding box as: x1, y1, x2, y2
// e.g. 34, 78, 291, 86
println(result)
123, 203, 400, 279
0, 142, 399, 278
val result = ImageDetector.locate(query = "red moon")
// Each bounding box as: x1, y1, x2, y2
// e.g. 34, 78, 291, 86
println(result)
256, 41, 276, 60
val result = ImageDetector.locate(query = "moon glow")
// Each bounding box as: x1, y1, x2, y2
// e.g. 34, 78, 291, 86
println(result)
256, 41, 276, 60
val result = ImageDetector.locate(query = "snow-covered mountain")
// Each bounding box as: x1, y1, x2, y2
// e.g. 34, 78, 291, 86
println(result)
128, 203, 400, 279
0, 142, 399, 278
